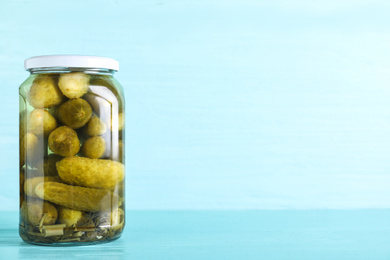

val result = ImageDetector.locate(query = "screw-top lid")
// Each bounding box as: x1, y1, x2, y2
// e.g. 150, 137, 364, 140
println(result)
24, 55, 119, 71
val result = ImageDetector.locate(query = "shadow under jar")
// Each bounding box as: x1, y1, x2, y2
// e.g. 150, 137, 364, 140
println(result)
19, 55, 125, 246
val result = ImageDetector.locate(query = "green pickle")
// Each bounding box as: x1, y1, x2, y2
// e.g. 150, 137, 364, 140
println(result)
57, 206, 84, 227
35, 182, 120, 212
28, 109, 57, 136
24, 176, 62, 197
86, 116, 107, 136
57, 98, 93, 129
58, 72, 90, 99
27, 75, 65, 108
57, 157, 124, 189
48, 126, 80, 157
19, 58, 125, 246
81, 136, 106, 159
21, 198, 58, 226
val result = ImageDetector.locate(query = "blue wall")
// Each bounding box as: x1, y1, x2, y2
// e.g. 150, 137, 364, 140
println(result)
1, 0, 390, 210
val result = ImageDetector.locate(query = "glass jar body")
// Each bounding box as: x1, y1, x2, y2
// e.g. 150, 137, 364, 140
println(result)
19, 68, 125, 246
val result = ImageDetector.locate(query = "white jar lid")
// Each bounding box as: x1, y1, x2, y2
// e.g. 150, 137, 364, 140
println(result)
24, 55, 119, 71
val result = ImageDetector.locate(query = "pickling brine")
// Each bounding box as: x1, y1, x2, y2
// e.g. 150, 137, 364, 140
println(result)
19, 55, 125, 245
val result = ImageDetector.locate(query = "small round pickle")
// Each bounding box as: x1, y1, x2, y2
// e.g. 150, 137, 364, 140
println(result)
86, 116, 107, 136
48, 126, 80, 157
27, 75, 64, 108
21, 199, 58, 226
58, 72, 90, 99
81, 136, 106, 159
56, 156, 124, 189
57, 206, 83, 227
35, 182, 119, 212
57, 98, 92, 129
28, 109, 57, 136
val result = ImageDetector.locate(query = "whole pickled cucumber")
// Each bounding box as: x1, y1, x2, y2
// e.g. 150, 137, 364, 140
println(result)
56, 157, 124, 189
86, 116, 107, 136
27, 75, 64, 108
48, 126, 80, 157
81, 136, 106, 159
21, 198, 58, 226
28, 109, 57, 136
24, 176, 62, 197
57, 98, 92, 129
57, 206, 83, 227
58, 72, 90, 99
35, 182, 119, 212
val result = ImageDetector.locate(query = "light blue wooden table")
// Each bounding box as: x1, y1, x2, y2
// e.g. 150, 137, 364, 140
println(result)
2, 210, 390, 259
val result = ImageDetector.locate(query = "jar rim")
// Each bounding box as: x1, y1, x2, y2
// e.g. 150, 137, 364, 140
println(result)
24, 55, 119, 71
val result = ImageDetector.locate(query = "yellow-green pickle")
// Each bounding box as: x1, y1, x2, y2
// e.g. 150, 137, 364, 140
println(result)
19, 55, 125, 246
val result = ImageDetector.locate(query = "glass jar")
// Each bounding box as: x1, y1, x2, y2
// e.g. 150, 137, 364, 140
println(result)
19, 55, 125, 246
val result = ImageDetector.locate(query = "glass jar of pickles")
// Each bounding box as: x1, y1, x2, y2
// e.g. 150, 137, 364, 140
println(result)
19, 55, 125, 245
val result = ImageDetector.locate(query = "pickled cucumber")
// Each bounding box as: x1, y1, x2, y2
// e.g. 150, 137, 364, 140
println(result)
56, 157, 124, 189
21, 199, 58, 226
27, 75, 64, 108
48, 126, 80, 157
28, 109, 57, 136
81, 136, 106, 159
35, 182, 119, 212
57, 206, 83, 227
86, 116, 107, 136
58, 72, 90, 99
57, 98, 92, 129
24, 176, 62, 197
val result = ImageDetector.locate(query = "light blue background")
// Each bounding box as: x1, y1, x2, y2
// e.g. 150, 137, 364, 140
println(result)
1, 0, 390, 211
